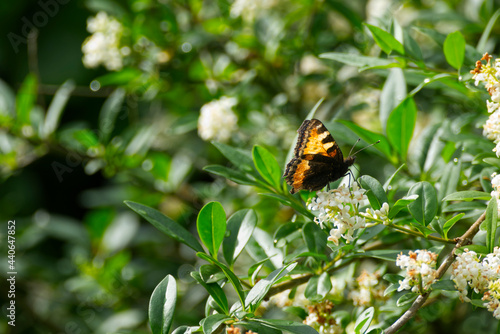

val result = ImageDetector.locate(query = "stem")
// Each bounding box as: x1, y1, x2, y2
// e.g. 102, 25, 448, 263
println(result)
384, 211, 486, 334
387, 223, 455, 244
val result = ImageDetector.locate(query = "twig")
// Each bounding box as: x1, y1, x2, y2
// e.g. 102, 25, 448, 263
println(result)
384, 211, 486, 334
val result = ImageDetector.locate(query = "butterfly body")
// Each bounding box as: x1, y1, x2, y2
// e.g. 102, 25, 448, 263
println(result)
284, 119, 355, 194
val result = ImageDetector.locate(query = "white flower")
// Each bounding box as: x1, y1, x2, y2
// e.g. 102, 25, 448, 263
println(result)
472, 54, 500, 155
308, 183, 367, 245
82, 12, 124, 71
362, 202, 390, 225
197, 97, 238, 142
230, 0, 279, 21
396, 250, 438, 293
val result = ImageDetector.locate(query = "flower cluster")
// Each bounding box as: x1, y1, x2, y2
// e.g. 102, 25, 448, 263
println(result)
471, 53, 500, 156
362, 202, 390, 225
197, 97, 238, 142
396, 250, 438, 293
350, 270, 387, 306
303, 300, 343, 334
307, 183, 367, 245
82, 12, 126, 71
451, 247, 500, 318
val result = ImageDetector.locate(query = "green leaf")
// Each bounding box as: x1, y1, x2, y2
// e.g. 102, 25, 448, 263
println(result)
222, 209, 257, 266
201, 313, 231, 334
252, 145, 282, 190
397, 293, 417, 307
432, 279, 456, 291
403, 28, 423, 61
407, 182, 438, 226
0, 79, 16, 117
443, 31, 465, 70
96, 68, 142, 86
443, 213, 465, 239
99, 88, 126, 142
320, 52, 399, 70
212, 142, 254, 173
197, 202, 227, 259
359, 175, 388, 210
317, 272, 332, 298
485, 197, 498, 253
124, 201, 204, 253
74, 129, 100, 149
283, 306, 308, 320
388, 195, 418, 219
386, 97, 417, 161
42, 80, 75, 138
305, 276, 320, 301
247, 227, 284, 270
204, 165, 259, 186
443, 202, 486, 213
172, 326, 199, 334
302, 222, 327, 255
362, 249, 403, 261
149, 274, 177, 334
338, 120, 392, 159
477, 9, 500, 51
16, 73, 37, 126
442, 191, 491, 201
364, 24, 405, 55
354, 307, 374, 334
245, 262, 297, 311
197, 252, 246, 309
191, 271, 229, 315
379, 68, 407, 133
251, 318, 320, 334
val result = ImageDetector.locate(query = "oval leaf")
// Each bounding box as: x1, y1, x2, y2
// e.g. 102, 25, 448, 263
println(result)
443, 31, 465, 70
364, 23, 405, 55
252, 145, 282, 190
407, 182, 437, 226
359, 175, 388, 210
223, 209, 258, 266
197, 202, 227, 259
354, 307, 374, 334
149, 274, 177, 334
245, 262, 297, 311
442, 191, 491, 201
125, 201, 204, 253
386, 97, 417, 161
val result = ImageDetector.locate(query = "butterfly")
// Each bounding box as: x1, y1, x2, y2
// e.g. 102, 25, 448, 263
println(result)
284, 119, 355, 194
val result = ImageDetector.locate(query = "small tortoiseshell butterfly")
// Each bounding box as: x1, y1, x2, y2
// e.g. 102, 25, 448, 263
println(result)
284, 119, 355, 194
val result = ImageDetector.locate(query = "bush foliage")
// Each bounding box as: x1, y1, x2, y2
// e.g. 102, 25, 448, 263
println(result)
2, 0, 500, 333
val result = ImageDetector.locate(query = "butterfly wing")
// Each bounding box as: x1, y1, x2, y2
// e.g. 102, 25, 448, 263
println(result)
284, 119, 347, 193
292, 119, 344, 162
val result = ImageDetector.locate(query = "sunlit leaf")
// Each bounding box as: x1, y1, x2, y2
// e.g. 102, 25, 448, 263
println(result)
443, 31, 465, 70
407, 182, 437, 226
253, 145, 282, 190
364, 24, 404, 55
223, 209, 257, 266
149, 274, 176, 334
197, 202, 227, 259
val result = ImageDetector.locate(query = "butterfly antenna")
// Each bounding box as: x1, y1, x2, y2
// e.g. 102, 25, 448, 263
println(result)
350, 140, 380, 156
348, 138, 361, 157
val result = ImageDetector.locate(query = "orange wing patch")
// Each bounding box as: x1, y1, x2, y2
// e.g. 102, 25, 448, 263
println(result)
284, 119, 354, 194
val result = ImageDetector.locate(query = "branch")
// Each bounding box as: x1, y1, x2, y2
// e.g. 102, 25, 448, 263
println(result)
384, 211, 486, 334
